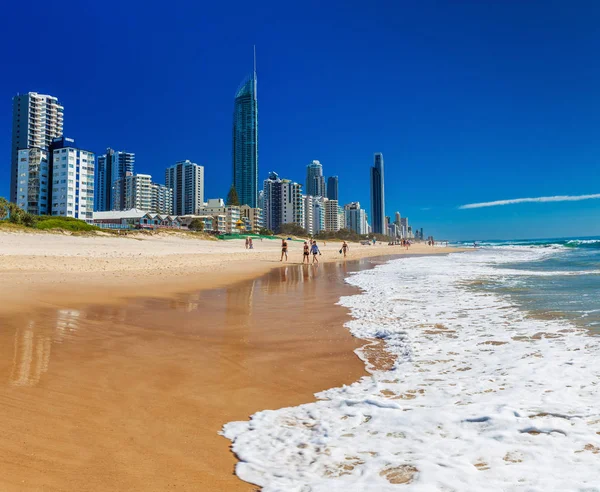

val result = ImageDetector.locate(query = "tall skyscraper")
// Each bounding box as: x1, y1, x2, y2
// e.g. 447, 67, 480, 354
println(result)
232, 48, 258, 207
50, 137, 95, 220
95, 149, 135, 211
370, 153, 385, 234
327, 176, 339, 201
165, 160, 204, 215
306, 160, 326, 198
11, 92, 64, 202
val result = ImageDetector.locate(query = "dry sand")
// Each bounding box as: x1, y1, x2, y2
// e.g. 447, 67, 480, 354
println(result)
0, 231, 465, 491
0, 231, 459, 316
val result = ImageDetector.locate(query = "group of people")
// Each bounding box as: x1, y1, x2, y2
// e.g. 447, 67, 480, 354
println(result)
280, 239, 350, 263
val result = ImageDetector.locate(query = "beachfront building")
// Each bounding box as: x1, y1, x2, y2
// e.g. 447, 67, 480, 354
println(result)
394, 211, 401, 230
324, 199, 340, 232
400, 217, 409, 239
263, 172, 304, 233
240, 205, 264, 232
10, 92, 64, 202
306, 160, 326, 198
51, 138, 95, 220
92, 209, 182, 230
95, 148, 135, 211
16, 148, 49, 215
232, 51, 258, 208
344, 202, 368, 235
327, 175, 338, 201
197, 198, 241, 234
303, 195, 327, 236
113, 172, 173, 214
282, 180, 304, 231
165, 160, 204, 215
370, 152, 385, 234
152, 183, 173, 215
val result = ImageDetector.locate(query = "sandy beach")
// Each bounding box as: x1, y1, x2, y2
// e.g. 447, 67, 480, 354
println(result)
0, 231, 464, 491
0, 231, 458, 316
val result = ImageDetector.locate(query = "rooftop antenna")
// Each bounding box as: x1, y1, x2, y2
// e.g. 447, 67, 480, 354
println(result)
253, 45, 256, 74
253, 45, 257, 99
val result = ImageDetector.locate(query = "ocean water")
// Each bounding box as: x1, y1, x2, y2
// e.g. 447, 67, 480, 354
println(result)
223, 238, 600, 491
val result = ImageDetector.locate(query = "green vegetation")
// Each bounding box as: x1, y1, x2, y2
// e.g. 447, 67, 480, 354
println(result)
279, 223, 307, 237
188, 218, 205, 232
226, 185, 240, 206
0, 198, 100, 232
258, 228, 274, 236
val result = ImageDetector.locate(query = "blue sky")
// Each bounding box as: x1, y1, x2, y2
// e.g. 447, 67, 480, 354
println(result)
1, 0, 599, 240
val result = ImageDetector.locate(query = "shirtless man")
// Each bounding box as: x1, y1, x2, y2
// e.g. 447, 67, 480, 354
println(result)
280, 238, 288, 262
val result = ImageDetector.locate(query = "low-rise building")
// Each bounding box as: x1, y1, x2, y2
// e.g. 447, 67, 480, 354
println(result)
92, 209, 182, 230
197, 198, 241, 234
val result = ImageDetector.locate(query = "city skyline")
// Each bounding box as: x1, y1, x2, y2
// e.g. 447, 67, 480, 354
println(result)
2, 2, 600, 239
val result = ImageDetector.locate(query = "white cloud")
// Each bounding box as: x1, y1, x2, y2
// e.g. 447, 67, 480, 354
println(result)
459, 193, 600, 210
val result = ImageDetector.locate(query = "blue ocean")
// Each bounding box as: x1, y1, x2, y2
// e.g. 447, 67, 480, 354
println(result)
454, 237, 600, 332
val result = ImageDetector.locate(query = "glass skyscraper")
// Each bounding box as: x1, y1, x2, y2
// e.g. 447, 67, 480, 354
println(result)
306, 160, 326, 197
370, 153, 385, 234
232, 52, 258, 208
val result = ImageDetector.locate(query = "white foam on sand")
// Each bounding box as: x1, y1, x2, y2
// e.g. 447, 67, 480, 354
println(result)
222, 248, 600, 492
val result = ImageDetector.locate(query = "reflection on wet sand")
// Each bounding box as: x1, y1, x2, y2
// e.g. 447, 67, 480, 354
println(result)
0, 257, 390, 491
10, 309, 81, 387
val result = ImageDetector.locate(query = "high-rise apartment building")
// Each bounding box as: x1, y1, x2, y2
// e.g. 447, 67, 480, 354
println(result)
324, 199, 340, 232
165, 160, 204, 215
95, 149, 135, 211
232, 51, 258, 207
306, 160, 326, 198
327, 176, 339, 201
112, 172, 173, 214
400, 217, 409, 239
11, 92, 64, 202
263, 172, 303, 233
50, 138, 94, 220
370, 153, 385, 234
152, 183, 173, 215
16, 148, 49, 215
344, 202, 368, 235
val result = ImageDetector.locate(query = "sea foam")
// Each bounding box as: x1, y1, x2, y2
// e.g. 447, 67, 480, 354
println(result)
223, 248, 600, 491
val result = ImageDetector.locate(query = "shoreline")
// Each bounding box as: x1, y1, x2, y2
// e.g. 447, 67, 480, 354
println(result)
0, 231, 466, 315
0, 253, 408, 491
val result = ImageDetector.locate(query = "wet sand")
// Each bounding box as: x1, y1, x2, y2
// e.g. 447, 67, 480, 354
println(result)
0, 257, 397, 491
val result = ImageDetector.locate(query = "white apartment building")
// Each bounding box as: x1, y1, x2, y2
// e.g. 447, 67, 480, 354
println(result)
282, 180, 304, 228
114, 173, 173, 214
165, 160, 204, 215
240, 205, 264, 232
152, 183, 173, 215
11, 92, 64, 202
344, 202, 368, 235
304, 195, 327, 235
51, 142, 95, 220
197, 198, 241, 234
324, 199, 340, 232
16, 148, 49, 215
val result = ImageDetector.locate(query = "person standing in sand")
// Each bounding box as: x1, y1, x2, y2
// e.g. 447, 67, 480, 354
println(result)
245, 237, 249, 249
310, 240, 321, 264
280, 238, 288, 262
302, 241, 310, 264
341, 241, 349, 258
249, 237, 253, 249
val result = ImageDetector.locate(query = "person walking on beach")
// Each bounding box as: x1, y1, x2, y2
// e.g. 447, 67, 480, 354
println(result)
341, 241, 349, 258
245, 237, 249, 249
280, 238, 288, 262
311, 240, 321, 264
249, 237, 253, 249
302, 241, 310, 264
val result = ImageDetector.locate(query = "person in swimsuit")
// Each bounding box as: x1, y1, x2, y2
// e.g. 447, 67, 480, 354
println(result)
302, 241, 310, 264
310, 241, 321, 264
280, 238, 288, 262
341, 241, 349, 258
